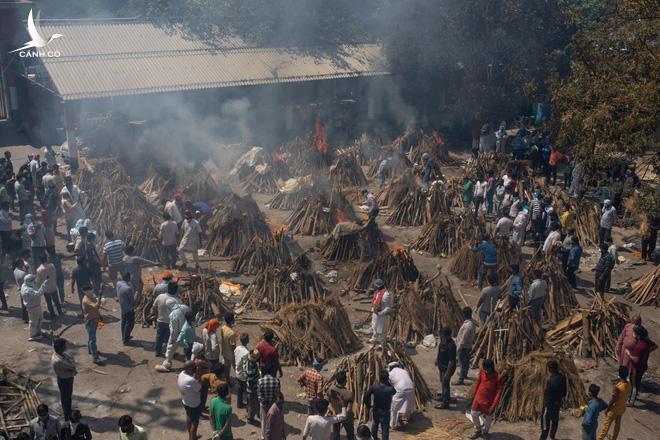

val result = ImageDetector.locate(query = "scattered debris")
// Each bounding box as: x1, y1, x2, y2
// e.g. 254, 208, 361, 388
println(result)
0, 366, 41, 437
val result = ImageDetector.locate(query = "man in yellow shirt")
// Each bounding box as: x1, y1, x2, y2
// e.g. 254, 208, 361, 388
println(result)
220, 312, 237, 381
559, 205, 574, 232
597, 366, 632, 440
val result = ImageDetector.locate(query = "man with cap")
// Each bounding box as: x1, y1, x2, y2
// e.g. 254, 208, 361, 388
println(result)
157, 290, 190, 371
388, 362, 415, 430
298, 358, 326, 414
178, 209, 203, 270
599, 200, 617, 244
21, 274, 48, 340
370, 279, 392, 349
152, 278, 181, 357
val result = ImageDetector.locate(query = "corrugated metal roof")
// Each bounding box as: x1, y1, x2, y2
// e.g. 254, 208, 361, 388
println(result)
35, 21, 388, 101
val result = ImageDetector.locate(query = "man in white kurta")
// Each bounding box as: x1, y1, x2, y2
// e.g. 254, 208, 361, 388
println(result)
388, 362, 415, 430
178, 210, 202, 269
512, 209, 529, 246
369, 279, 392, 349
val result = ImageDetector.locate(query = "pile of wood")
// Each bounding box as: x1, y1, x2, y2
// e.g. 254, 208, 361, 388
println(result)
268, 186, 311, 210
321, 221, 388, 262
239, 255, 327, 312
449, 238, 521, 283
233, 232, 292, 275
425, 180, 453, 219
329, 153, 368, 188
386, 185, 427, 226
551, 191, 600, 246
240, 165, 279, 194
343, 133, 382, 166
367, 149, 412, 178
349, 246, 420, 291
326, 343, 433, 423
407, 130, 457, 169
139, 164, 229, 203
412, 214, 481, 256
546, 295, 629, 359
495, 350, 587, 422
78, 159, 164, 261
625, 265, 659, 306
0, 366, 41, 437
377, 171, 417, 207
388, 276, 464, 343
470, 301, 545, 368
206, 193, 272, 256
286, 191, 356, 236
260, 297, 362, 366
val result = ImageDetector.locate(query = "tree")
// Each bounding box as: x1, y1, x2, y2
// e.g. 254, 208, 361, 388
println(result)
550, 0, 659, 166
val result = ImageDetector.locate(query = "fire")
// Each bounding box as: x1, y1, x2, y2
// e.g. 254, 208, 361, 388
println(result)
389, 243, 406, 255
313, 107, 328, 155
273, 224, 288, 234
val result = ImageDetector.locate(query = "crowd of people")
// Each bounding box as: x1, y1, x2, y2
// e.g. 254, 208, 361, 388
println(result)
0, 127, 656, 440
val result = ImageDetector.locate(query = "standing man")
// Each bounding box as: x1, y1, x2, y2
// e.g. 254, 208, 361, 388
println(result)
234, 333, 251, 408
328, 371, 355, 440
421, 153, 434, 189
122, 245, 158, 296
542, 223, 562, 255
21, 274, 47, 341
165, 195, 184, 225
265, 392, 286, 440
82, 287, 103, 365
476, 274, 501, 325
539, 360, 567, 440
495, 215, 513, 239
101, 230, 126, 289
258, 365, 282, 440
527, 270, 548, 322
219, 312, 237, 380
0, 202, 12, 265
473, 176, 487, 218
257, 330, 283, 378
26, 214, 47, 269
210, 383, 233, 440
36, 254, 62, 318
377, 157, 391, 189
565, 236, 583, 289
508, 265, 523, 309
29, 404, 61, 440
462, 176, 474, 212
117, 272, 136, 345
159, 299, 190, 371
455, 308, 476, 385
594, 244, 615, 298
246, 349, 262, 423
596, 366, 631, 440
159, 212, 179, 269
363, 369, 396, 440
370, 279, 392, 349
485, 170, 496, 215
152, 279, 181, 357
178, 210, 203, 270
51, 338, 77, 422
434, 327, 456, 409
471, 236, 497, 289
71, 257, 92, 314
387, 362, 415, 431
599, 200, 616, 244
362, 189, 380, 224
13, 258, 29, 323
15, 175, 32, 222
178, 361, 202, 440
469, 359, 503, 439
512, 209, 529, 246
298, 359, 326, 415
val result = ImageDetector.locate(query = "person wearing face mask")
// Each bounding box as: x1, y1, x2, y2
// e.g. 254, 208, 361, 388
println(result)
60, 410, 92, 440
29, 404, 61, 440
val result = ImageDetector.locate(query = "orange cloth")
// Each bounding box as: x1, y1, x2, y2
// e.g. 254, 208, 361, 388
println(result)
206, 319, 220, 334
549, 150, 563, 166
471, 370, 503, 415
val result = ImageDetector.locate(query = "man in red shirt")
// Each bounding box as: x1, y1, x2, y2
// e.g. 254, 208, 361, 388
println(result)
257, 330, 283, 378
626, 325, 657, 406
469, 359, 503, 439
298, 359, 325, 414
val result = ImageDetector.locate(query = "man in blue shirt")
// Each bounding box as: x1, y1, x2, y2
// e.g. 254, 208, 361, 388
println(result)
508, 264, 522, 309
117, 272, 135, 345
471, 235, 497, 289
565, 236, 583, 289
582, 384, 607, 440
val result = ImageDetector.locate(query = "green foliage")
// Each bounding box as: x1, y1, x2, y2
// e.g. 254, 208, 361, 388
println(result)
550, 0, 660, 166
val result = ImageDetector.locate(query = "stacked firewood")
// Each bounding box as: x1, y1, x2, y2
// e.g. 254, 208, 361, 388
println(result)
449, 237, 520, 283
349, 246, 420, 291
470, 300, 545, 368
0, 366, 41, 437
329, 153, 368, 188
321, 221, 388, 262
268, 182, 311, 210
388, 276, 464, 343
425, 180, 453, 220
260, 297, 362, 366
546, 294, 629, 359
78, 159, 164, 261
286, 191, 356, 236
206, 193, 272, 257
626, 265, 659, 306
407, 130, 457, 169
240, 165, 279, 194
412, 214, 483, 256
551, 191, 600, 246
385, 185, 427, 226
367, 149, 412, 178
239, 255, 327, 312
232, 232, 292, 275
377, 171, 417, 207
325, 343, 433, 423
495, 350, 588, 422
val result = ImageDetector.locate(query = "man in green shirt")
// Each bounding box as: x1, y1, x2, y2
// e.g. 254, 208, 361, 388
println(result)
211, 383, 233, 439
118, 415, 148, 440
463, 176, 474, 209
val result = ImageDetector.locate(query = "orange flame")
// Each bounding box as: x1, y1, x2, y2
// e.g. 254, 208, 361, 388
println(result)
313, 108, 328, 155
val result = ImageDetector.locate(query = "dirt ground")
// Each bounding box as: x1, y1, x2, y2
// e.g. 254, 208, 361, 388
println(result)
0, 145, 658, 440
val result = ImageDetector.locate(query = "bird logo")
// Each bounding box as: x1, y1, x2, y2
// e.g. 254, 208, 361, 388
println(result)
10, 9, 63, 53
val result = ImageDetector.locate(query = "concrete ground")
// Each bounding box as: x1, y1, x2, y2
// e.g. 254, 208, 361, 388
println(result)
0, 148, 658, 440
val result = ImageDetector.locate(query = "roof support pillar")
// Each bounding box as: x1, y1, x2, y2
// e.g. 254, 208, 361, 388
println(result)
63, 101, 79, 173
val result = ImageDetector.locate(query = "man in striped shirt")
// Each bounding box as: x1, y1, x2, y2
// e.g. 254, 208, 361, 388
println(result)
258, 364, 281, 438
102, 230, 126, 288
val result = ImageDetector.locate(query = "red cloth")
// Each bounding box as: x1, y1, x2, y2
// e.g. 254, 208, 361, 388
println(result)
617, 323, 637, 366
629, 338, 657, 372
205, 319, 220, 334
471, 370, 503, 415
372, 288, 386, 307
549, 150, 563, 166
257, 340, 280, 370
